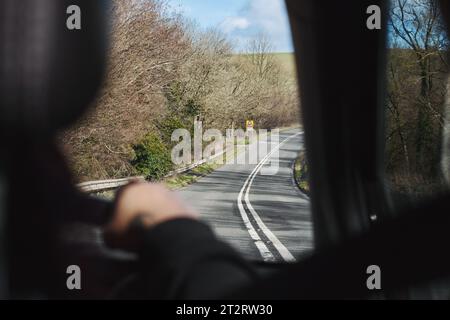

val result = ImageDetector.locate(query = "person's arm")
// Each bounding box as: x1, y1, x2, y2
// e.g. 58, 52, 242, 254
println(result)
104, 183, 258, 300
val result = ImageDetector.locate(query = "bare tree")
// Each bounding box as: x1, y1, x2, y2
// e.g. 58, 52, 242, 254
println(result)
389, 0, 449, 169
61, 0, 192, 181
246, 33, 277, 80
60, 1, 300, 181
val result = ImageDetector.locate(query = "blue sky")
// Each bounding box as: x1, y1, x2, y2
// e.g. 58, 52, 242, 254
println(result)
169, 0, 294, 52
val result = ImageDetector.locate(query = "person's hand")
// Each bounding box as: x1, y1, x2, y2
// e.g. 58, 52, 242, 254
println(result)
103, 183, 199, 251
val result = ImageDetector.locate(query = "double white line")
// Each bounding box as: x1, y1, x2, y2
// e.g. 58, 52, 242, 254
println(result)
237, 132, 302, 263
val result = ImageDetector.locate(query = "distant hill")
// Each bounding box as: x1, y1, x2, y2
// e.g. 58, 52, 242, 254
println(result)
234, 52, 298, 85
271, 52, 297, 77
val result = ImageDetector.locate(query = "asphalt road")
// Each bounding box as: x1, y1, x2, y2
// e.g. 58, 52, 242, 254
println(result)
178, 128, 313, 262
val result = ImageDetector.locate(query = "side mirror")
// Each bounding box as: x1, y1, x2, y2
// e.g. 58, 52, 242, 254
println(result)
0, 0, 110, 138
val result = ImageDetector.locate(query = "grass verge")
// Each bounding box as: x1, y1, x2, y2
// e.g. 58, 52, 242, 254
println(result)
164, 163, 219, 190
294, 152, 310, 195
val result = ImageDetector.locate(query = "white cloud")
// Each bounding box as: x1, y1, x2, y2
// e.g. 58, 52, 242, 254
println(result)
220, 0, 293, 52
221, 17, 251, 33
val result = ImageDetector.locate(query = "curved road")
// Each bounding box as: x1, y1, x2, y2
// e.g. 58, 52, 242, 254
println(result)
178, 128, 313, 262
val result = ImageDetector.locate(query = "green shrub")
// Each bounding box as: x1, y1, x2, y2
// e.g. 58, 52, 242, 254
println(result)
294, 152, 309, 194
131, 133, 174, 181
185, 99, 202, 117
157, 115, 187, 146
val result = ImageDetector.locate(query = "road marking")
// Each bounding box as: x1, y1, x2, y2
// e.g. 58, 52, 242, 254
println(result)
237, 132, 302, 262
237, 180, 275, 262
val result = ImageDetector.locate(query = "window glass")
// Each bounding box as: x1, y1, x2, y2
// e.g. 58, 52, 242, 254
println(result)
386, 0, 450, 208
61, 0, 312, 262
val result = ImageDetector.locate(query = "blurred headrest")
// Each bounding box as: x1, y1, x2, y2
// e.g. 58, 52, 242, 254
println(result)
440, 0, 450, 37
0, 0, 109, 138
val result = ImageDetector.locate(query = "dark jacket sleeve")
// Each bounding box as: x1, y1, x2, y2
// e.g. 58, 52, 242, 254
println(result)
137, 219, 258, 300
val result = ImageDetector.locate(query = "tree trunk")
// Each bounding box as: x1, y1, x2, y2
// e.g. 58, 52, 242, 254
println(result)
415, 59, 432, 171
442, 77, 450, 184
